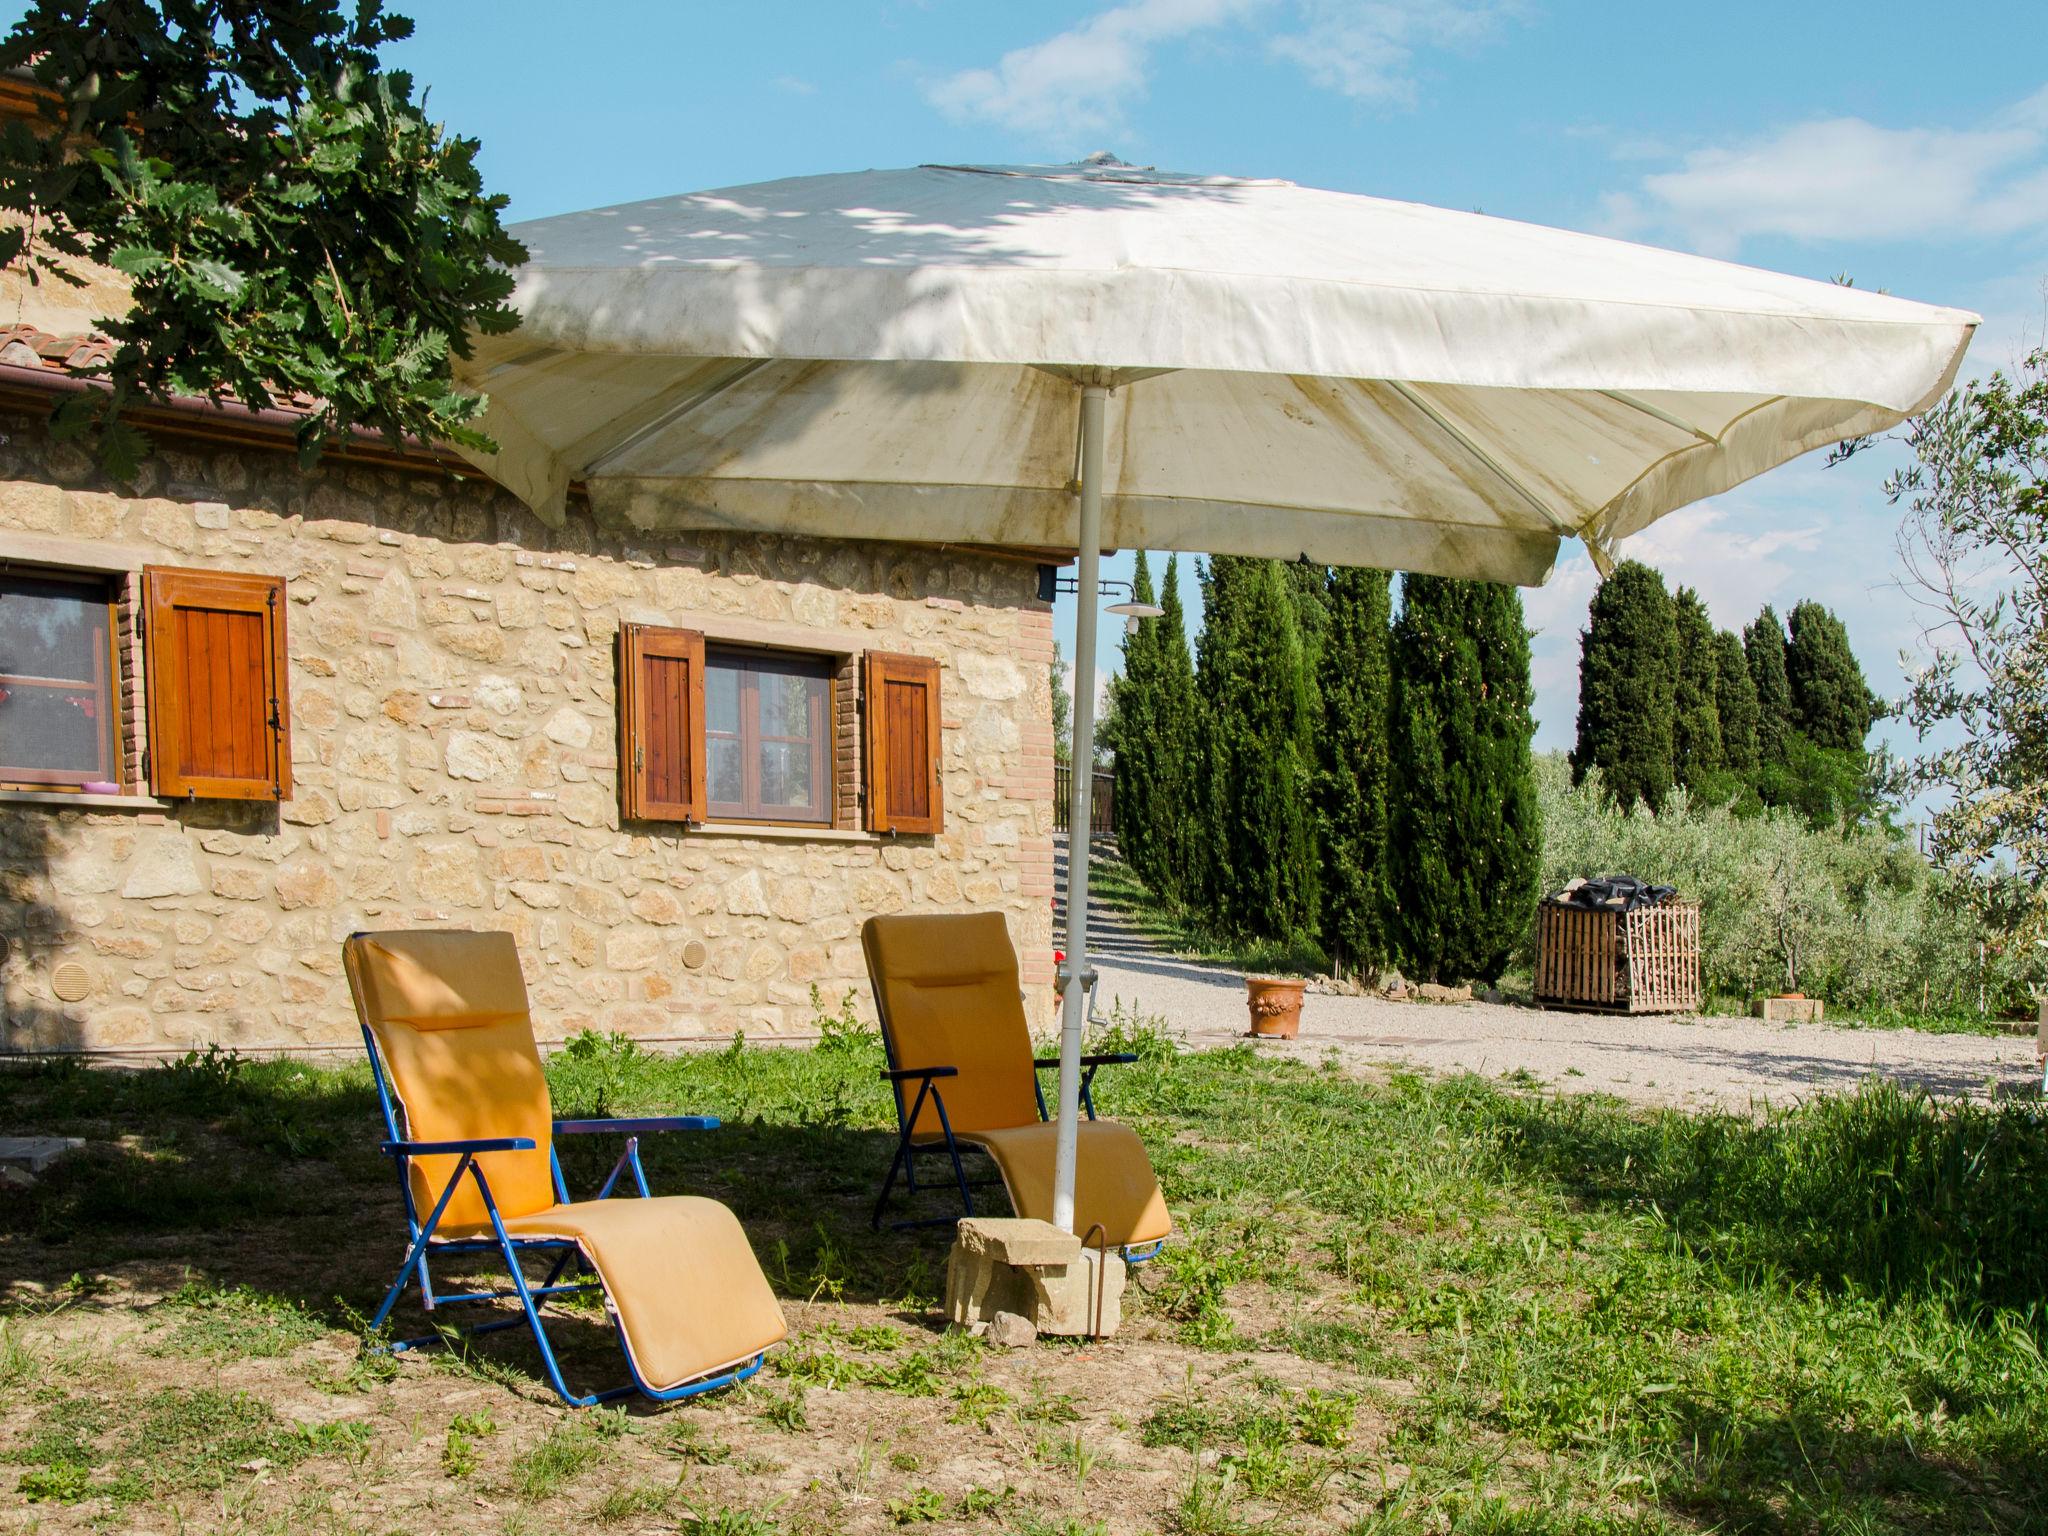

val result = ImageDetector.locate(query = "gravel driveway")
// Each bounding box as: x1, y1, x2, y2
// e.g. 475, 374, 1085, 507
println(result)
1087, 949, 2042, 1112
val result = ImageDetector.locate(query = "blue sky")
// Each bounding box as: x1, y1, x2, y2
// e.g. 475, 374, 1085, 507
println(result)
43, 1, 2048, 758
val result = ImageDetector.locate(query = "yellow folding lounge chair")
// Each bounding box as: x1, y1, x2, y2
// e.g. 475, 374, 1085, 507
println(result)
861, 912, 1172, 1256
344, 930, 787, 1405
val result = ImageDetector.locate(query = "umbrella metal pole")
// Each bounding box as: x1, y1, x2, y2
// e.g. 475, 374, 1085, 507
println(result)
1052, 383, 1108, 1234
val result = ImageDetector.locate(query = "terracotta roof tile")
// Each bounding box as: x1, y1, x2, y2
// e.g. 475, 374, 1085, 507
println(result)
0, 322, 320, 411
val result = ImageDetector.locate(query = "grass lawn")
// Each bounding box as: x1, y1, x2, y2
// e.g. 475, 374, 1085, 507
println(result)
3, 1019, 2045, 1534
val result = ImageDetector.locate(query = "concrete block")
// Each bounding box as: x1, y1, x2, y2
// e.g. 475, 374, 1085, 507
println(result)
0, 1136, 84, 1189
944, 1217, 1126, 1338
1753, 996, 1823, 1023
956, 1217, 1081, 1267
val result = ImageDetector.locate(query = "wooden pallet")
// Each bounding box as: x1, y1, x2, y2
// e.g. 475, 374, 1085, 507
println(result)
1534, 899, 1700, 1014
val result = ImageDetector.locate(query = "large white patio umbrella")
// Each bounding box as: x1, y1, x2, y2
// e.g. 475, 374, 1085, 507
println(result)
455, 155, 1976, 1234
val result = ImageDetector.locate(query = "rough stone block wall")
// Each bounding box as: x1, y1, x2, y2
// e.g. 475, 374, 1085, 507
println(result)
0, 410, 1057, 1057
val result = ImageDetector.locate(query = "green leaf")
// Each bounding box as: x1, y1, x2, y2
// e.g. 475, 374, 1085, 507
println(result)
183, 259, 247, 303
108, 245, 168, 277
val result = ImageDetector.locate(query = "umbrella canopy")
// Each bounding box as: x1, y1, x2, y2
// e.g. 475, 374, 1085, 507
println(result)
457, 155, 1978, 1235
461, 155, 1974, 583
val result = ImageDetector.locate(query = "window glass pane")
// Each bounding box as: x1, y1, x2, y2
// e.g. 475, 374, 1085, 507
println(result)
707, 735, 743, 806
757, 739, 813, 809
758, 667, 821, 740
705, 658, 740, 735
0, 576, 113, 781
0, 575, 105, 682
0, 686, 108, 775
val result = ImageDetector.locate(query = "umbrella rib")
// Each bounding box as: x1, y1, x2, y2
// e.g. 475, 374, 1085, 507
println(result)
584, 359, 772, 475
1598, 390, 1720, 445
1384, 380, 1575, 533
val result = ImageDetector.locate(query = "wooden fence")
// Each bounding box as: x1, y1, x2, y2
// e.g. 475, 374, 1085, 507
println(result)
1053, 763, 1116, 839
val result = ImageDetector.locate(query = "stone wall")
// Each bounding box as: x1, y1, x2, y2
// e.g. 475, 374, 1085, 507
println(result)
0, 408, 1057, 1056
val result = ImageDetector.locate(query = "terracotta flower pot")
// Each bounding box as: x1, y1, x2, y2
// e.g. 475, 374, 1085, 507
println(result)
1245, 976, 1307, 1039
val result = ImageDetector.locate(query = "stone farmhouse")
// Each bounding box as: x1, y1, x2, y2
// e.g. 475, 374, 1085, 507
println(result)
0, 187, 1059, 1062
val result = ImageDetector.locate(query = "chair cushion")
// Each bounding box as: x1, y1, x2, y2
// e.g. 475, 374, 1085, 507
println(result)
497, 1197, 788, 1392
961, 1120, 1173, 1248
862, 913, 1040, 1135
345, 932, 556, 1227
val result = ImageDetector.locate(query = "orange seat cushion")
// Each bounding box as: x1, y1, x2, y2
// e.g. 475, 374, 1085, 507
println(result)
498, 1197, 788, 1392
962, 1121, 1173, 1248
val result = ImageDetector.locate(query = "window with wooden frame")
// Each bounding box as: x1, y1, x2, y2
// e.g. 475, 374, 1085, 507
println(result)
616, 624, 944, 835
0, 569, 122, 792
141, 566, 291, 801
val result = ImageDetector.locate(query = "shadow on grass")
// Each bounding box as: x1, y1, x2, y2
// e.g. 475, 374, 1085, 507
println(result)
0, 1038, 1008, 1397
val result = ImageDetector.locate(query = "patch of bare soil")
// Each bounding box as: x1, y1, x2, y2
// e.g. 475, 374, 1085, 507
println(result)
1, 1254, 1403, 1536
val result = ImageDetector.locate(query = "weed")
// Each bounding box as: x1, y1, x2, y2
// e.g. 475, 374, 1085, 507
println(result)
1016, 1381, 1082, 1425
17, 1461, 91, 1503
1010, 1520, 1109, 1536
1035, 1431, 1101, 1488
756, 1385, 809, 1432
441, 1428, 481, 1478
595, 1475, 683, 1521
956, 1483, 1012, 1517
675, 1506, 784, 1535
886, 1486, 947, 1524
659, 1419, 733, 1465
508, 1412, 625, 1501
889, 1449, 921, 1472
1293, 1388, 1354, 1449
950, 1379, 1012, 1428
0, 1320, 36, 1390
150, 1276, 325, 1360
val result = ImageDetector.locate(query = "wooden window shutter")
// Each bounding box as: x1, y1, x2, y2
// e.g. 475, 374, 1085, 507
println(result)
863, 651, 943, 835
142, 566, 291, 801
617, 624, 706, 823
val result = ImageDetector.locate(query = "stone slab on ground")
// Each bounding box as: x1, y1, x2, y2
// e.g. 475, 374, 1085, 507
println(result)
0, 1136, 84, 1188
946, 1217, 1127, 1337
1754, 996, 1825, 1023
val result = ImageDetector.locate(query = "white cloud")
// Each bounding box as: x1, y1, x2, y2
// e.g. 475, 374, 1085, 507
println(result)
773, 75, 817, 96
925, 0, 1524, 142
926, 0, 1265, 141
1266, 0, 1522, 109
1604, 85, 2048, 256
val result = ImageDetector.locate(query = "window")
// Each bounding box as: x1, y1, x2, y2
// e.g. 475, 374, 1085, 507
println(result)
0, 570, 121, 791
705, 647, 832, 824
616, 623, 944, 835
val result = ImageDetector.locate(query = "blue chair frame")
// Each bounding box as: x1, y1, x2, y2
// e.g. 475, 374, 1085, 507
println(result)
869, 1045, 1165, 1263
360, 1023, 767, 1406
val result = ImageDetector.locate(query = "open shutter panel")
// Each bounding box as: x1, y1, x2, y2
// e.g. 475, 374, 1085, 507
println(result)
142, 567, 290, 801
863, 651, 943, 835
618, 624, 706, 823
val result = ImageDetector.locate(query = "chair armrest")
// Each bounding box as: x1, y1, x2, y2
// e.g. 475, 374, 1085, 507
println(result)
880, 1065, 960, 1084
554, 1115, 720, 1135
1033, 1053, 1140, 1069
380, 1136, 536, 1156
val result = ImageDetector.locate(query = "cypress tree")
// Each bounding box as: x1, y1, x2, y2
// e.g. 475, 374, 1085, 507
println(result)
1571, 560, 1678, 811
1387, 576, 1542, 983
1145, 554, 1202, 907
1671, 586, 1724, 790
1785, 600, 1878, 751
1745, 606, 1795, 766
1196, 556, 1319, 942
1712, 629, 1762, 779
1107, 552, 1161, 886
1315, 565, 1395, 979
